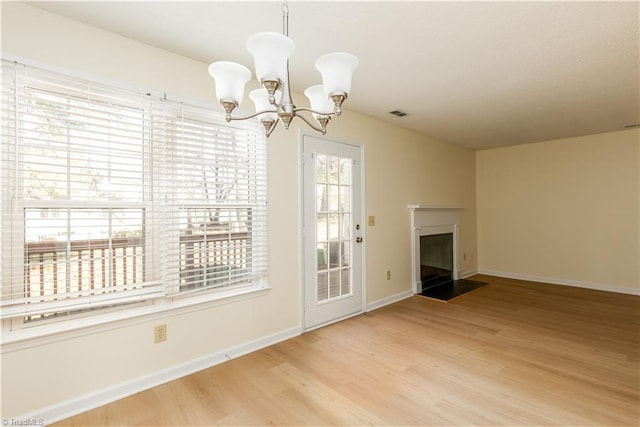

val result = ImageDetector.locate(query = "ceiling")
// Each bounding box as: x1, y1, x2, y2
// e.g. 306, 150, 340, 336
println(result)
29, 1, 640, 150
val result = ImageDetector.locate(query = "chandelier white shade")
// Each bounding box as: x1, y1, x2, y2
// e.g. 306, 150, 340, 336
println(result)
315, 53, 358, 99
246, 32, 295, 86
208, 61, 252, 105
249, 88, 282, 125
208, 1, 358, 137
304, 85, 334, 120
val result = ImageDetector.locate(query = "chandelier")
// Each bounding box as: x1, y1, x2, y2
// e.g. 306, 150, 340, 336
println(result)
208, 1, 358, 137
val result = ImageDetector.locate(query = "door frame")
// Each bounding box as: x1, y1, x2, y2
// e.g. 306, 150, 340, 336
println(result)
299, 130, 367, 332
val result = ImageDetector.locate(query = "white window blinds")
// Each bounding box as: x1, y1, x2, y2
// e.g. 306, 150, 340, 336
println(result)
0, 60, 268, 322
159, 103, 268, 296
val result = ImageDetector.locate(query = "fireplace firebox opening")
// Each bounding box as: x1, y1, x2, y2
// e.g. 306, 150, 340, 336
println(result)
420, 233, 454, 290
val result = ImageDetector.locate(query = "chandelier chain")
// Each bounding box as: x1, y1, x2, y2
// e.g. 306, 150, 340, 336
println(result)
282, 1, 289, 36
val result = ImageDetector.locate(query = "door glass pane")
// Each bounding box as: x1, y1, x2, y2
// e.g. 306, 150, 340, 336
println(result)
342, 243, 350, 267
328, 156, 339, 184
317, 242, 328, 271
341, 268, 350, 295
315, 151, 353, 304
339, 186, 350, 211
329, 241, 340, 269
328, 214, 339, 240
317, 154, 327, 183
329, 269, 340, 298
341, 213, 351, 240
328, 185, 339, 211
339, 157, 351, 185
317, 214, 328, 241
317, 271, 328, 301
317, 184, 327, 212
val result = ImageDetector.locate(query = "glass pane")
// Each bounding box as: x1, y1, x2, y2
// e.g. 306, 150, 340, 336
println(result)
317, 214, 328, 242
341, 213, 351, 240
329, 269, 340, 298
314, 151, 355, 304
316, 184, 327, 212
316, 154, 327, 183
328, 214, 339, 240
341, 268, 351, 295
111, 210, 145, 239
342, 242, 351, 267
339, 186, 350, 212
22, 93, 145, 203
339, 157, 351, 185
328, 185, 339, 212
24, 208, 145, 301
317, 242, 328, 271
328, 156, 339, 184
329, 241, 340, 269
317, 271, 328, 302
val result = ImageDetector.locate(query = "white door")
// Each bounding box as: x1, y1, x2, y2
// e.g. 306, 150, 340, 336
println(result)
302, 135, 364, 330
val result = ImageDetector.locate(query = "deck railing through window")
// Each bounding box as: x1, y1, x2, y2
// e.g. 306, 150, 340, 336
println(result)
24, 232, 251, 304
179, 231, 251, 292
25, 237, 145, 301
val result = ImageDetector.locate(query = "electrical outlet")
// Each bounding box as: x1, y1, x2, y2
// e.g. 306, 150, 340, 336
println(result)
154, 324, 167, 343
386, 270, 391, 280
368, 216, 376, 226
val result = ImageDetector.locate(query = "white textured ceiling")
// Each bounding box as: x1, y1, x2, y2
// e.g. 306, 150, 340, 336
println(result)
29, 1, 640, 149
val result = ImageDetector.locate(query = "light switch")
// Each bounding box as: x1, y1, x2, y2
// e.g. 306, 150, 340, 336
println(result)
368, 216, 375, 226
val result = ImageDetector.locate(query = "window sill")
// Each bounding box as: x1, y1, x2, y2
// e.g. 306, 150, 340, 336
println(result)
1, 282, 270, 354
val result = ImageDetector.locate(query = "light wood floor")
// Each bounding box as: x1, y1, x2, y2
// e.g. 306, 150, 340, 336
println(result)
54, 275, 639, 426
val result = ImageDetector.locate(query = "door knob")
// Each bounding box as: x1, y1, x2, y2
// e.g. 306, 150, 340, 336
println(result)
356, 237, 363, 243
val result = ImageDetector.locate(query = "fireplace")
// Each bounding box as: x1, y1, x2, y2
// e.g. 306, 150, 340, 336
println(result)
420, 233, 454, 289
408, 205, 460, 294
409, 204, 487, 300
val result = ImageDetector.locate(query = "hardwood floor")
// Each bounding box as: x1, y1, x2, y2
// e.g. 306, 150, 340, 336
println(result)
54, 275, 639, 426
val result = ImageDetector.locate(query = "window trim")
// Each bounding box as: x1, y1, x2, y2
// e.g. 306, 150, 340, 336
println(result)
1, 280, 270, 352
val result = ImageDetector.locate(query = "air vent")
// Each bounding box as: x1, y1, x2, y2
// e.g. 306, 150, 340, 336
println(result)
389, 110, 408, 117
623, 123, 640, 129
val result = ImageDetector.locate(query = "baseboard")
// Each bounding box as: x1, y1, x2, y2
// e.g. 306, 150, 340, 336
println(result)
459, 269, 479, 279
366, 289, 414, 312
21, 326, 302, 425
478, 269, 640, 296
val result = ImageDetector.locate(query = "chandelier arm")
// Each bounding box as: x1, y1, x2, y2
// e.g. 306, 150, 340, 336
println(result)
226, 109, 278, 122
293, 106, 336, 117
296, 113, 327, 135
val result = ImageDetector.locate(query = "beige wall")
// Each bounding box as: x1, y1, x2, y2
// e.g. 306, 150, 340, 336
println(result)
477, 129, 640, 292
0, 2, 477, 418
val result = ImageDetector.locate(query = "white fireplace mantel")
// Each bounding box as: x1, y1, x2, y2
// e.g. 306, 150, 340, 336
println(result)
408, 204, 462, 229
408, 204, 463, 293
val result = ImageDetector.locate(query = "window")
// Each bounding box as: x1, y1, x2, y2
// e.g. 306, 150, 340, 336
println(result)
161, 104, 268, 297
1, 60, 268, 330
